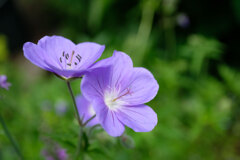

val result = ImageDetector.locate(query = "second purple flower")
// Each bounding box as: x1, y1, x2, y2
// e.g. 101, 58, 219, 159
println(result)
81, 51, 159, 137
23, 35, 105, 79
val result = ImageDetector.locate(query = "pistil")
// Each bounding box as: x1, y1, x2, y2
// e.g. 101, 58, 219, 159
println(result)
67, 51, 75, 67
112, 88, 131, 102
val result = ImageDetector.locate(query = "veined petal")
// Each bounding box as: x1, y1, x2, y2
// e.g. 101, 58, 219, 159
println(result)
76, 95, 98, 127
37, 35, 75, 69
120, 67, 159, 105
23, 42, 52, 71
118, 104, 158, 132
91, 51, 133, 91
75, 42, 105, 69
81, 67, 112, 100
110, 51, 133, 89
92, 100, 125, 137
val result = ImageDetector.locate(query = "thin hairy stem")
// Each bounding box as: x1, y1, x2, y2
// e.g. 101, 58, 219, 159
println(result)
88, 124, 101, 137
66, 81, 85, 159
66, 81, 82, 125
0, 113, 24, 160
75, 127, 84, 160
83, 115, 96, 126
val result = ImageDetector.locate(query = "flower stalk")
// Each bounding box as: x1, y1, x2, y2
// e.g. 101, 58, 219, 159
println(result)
82, 114, 96, 126
66, 81, 82, 126
75, 126, 84, 160
0, 113, 24, 160
66, 80, 85, 160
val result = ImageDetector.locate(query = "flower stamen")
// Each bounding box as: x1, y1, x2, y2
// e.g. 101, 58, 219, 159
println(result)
113, 88, 131, 102
67, 50, 75, 67
75, 54, 82, 65
59, 50, 82, 69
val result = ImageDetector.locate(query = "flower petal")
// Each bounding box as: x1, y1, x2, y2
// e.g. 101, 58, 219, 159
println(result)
92, 100, 125, 137
118, 104, 158, 132
76, 95, 98, 127
43, 63, 86, 79
74, 42, 105, 69
0, 75, 11, 90
37, 35, 75, 69
81, 67, 112, 100
110, 51, 133, 89
23, 42, 52, 71
120, 67, 159, 105
91, 51, 133, 90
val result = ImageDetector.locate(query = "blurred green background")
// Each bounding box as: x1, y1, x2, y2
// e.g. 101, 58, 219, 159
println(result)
1, 0, 240, 159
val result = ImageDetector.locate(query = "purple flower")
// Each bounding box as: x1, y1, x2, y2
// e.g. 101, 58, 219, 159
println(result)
0, 75, 11, 90
23, 35, 105, 79
41, 144, 68, 160
76, 95, 99, 127
56, 148, 68, 160
81, 51, 159, 137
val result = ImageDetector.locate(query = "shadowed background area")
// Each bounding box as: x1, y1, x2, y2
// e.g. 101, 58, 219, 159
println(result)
1, 0, 240, 159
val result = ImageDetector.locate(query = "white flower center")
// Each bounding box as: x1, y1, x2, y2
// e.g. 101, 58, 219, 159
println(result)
104, 88, 130, 111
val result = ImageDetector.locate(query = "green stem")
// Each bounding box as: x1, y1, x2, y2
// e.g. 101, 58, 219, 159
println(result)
133, 0, 158, 65
66, 81, 82, 125
0, 113, 24, 160
75, 127, 84, 160
163, 16, 176, 59
88, 124, 100, 137
66, 81, 84, 159
83, 115, 96, 126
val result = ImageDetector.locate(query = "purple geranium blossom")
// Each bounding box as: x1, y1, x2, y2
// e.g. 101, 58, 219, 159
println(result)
0, 75, 11, 90
23, 35, 105, 79
76, 95, 98, 127
81, 51, 159, 137
41, 144, 68, 160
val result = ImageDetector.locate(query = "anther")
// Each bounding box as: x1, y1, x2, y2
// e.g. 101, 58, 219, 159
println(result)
76, 54, 82, 62
65, 53, 69, 60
